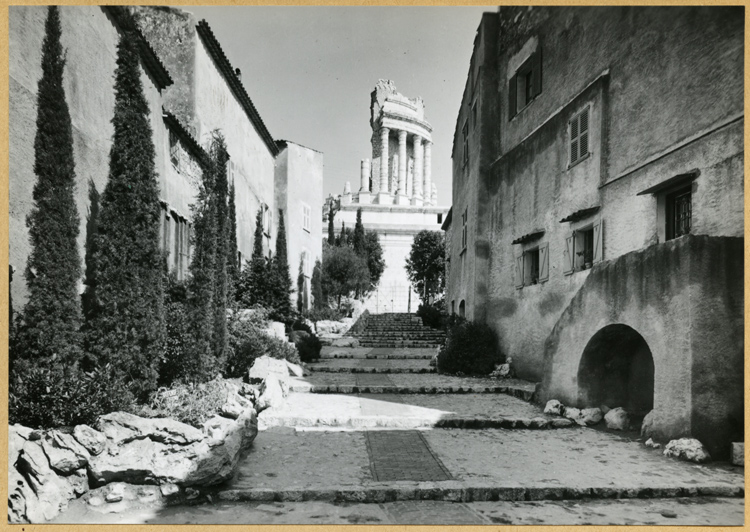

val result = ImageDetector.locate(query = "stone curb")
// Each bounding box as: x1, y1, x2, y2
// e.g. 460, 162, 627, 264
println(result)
320, 354, 434, 360
217, 484, 744, 504
288, 384, 535, 401
307, 367, 436, 374
258, 415, 575, 430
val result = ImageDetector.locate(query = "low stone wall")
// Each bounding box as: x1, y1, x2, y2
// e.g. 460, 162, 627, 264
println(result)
346, 309, 370, 335
8, 384, 259, 524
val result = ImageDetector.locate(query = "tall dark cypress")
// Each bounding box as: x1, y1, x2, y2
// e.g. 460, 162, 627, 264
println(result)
311, 259, 323, 310
271, 209, 293, 321
18, 6, 83, 365
327, 204, 335, 245
352, 208, 366, 256
238, 207, 266, 308
86, 28, 165, 399
210, 133, 229, 363
226, 178, 239, 305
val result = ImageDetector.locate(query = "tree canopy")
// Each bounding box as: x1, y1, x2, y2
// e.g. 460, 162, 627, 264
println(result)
405, 230, 446, 305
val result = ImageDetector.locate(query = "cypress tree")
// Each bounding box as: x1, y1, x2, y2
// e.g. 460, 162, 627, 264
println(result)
238, 207, 267, 308
271, 209, 293, 321
17, 6, 83, 365
183, 139, 217, 383
311, 259, 323, 310
86, 29, 165, 399
210, 133, 229, 363
352, 208, 366, 256
297, 258, 305, 313
327, 204, 335, 245
226, 178, 239, 305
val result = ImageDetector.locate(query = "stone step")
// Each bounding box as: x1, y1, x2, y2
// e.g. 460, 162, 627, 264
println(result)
359, 342, 444, 348
309, 367, 436, 374
261, 415, 574, 430
320, 354, 434, 359
288, 384, 535, 401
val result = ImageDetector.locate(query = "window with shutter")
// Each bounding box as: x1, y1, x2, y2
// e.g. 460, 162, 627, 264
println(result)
592, 220, 603, 263
515, 254, 525, 289
563, 235, 575, 275
569, 107, 590, 166
509, 49, 542, 120
538, 243, 549, 282
462, 121, 469, 167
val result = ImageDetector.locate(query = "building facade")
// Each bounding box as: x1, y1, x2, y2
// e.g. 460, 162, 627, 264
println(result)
10, 6, 323, 308
333, 81, 448, 313
445, 7, 743, 457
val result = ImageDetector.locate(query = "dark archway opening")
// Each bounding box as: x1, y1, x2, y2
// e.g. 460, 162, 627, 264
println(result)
458, 300, 466, 318
577, 324, 654, 419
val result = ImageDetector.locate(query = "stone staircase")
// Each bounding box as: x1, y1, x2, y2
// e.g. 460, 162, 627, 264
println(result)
356, 313, 446, 348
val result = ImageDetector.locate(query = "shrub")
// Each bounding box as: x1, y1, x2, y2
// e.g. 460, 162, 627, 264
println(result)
148, 378, 228, 428
303, 306, 344, 323
291, 319, 313, 335
9, 362, 134, 429
292, 331, 322, 363
417, 299, 447, 330
224, 315, 300, 378
437, 317, 505, 376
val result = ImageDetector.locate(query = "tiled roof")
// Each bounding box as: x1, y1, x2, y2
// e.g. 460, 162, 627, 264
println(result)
103, 6, 173, 91
559, 206, 600, 223
511, 230, 545, 245
196, 20, 279, 156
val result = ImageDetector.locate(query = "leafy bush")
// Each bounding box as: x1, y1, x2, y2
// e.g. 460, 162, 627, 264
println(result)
291, 319, 313, 335
9, 362, 134, 429
417, 299, 447, 330
224, 314, 300, 378
292, 331, 322, 363
303, 306, 344, 323
437, 317, 505, 376
148, 378, 229, 428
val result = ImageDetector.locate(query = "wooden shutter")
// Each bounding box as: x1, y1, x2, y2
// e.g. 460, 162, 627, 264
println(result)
509, 75, 517, 119
539, 243, 549, 282
570, 116, 579, 165
531, 49, 542, 97
563, 234, 575, 275
579, 107, 589, 159
515, 254, 524, 289
593, 219, 603, 263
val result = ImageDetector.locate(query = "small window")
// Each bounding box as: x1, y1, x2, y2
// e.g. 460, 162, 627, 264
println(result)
462, 121, 469, 167
302, 203, 311, 232
509, 49, 542, 119
524, 248, 540, 285
472, 101, 478, 129
563, 220, 603, 275
574, 227, 595, 270
461, 208, 468, 251
437, 213, 443, 224
459, 300, 466, 318
569, 107, 590, 166
169, 130, 180, 170
515, 243, 549, 288
666, 186, 692, 240
262, 204, 271, 236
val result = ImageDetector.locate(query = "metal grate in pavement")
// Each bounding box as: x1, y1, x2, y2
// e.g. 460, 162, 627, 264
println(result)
364, 430, 452, 482
355, 374, 394, 387
356, 359, 391, 369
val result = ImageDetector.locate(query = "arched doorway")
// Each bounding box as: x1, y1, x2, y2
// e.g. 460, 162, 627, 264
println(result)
458, 300, 466, 318
577, 324, 654, 419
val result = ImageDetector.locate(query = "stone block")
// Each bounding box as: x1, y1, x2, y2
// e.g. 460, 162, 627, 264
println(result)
731, 442, 744, 466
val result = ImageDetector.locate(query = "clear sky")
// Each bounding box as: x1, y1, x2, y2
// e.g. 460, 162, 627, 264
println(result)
187, 6, 493, 206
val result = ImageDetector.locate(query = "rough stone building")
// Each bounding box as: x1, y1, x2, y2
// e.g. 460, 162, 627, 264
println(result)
445, 7, 743, 457
332, 81, 448, 313
10, 6, 323, 309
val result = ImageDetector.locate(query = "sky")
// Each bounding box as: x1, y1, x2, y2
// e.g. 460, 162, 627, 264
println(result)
187, 6, 493, 205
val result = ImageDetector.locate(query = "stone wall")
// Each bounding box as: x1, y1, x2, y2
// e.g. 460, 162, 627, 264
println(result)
540, 235, 743, 459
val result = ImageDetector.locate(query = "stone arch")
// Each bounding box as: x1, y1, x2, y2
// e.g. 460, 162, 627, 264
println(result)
458, 300, 466, 317
576, 324, 654, 419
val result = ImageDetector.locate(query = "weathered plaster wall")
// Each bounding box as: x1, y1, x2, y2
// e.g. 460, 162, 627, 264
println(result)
275, 142, 324, 309
540, 236, 743, 458
9, 6, 168, 306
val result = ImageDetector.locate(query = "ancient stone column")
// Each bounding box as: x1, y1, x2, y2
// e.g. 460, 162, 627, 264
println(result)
431, 182, 438, 205
423, 140, 432, 205
398, 130, 407, 195
360, 159, 370, 191
379, 127, 390, 193
413, 135, 424, 204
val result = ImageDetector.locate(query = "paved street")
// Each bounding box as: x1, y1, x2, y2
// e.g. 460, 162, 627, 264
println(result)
53, 339, 744, 525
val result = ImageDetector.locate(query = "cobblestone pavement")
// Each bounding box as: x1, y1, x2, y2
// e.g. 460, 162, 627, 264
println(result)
53, 497, 744, 525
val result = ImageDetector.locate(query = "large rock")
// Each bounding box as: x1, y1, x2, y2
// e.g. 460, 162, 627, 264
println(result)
248, 355, 291, 383
97, 411, 205, 446
41, 430, 90, 474
315, 320, 349, 335
263, 321, 286, 340
641, 409, 656, 438
285, 360, 309, 377
663, 438, 711, 463
88, 409, 258, 488
544, 400, 565, 416
563, 407, 601, 426
15, 440, 77, 523
731, 442, 744, 466
331, 337, 359, 348
73, 424, 107, 456
604, 407, 630, 431
256, 374, 289, 412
